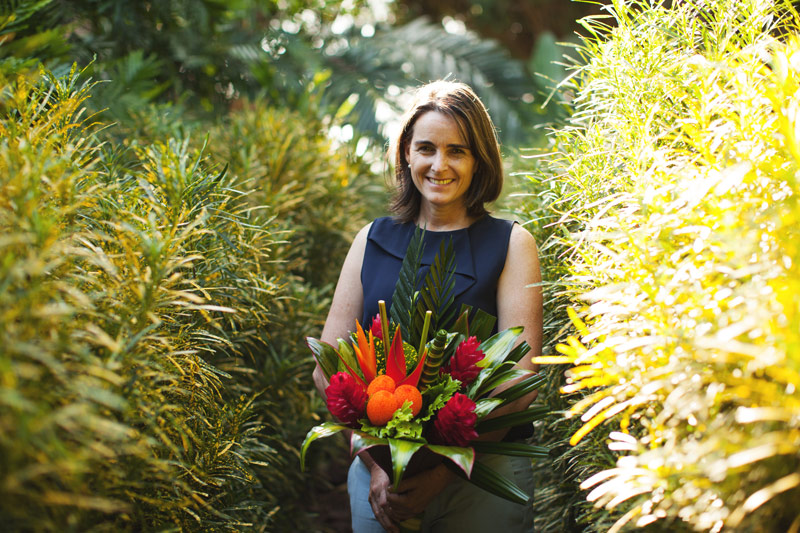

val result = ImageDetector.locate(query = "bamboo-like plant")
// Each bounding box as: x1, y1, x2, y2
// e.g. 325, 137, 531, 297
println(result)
514, 0, 800, 531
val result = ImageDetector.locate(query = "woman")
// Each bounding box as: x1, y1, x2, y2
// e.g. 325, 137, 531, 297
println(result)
313, 80, 542, 532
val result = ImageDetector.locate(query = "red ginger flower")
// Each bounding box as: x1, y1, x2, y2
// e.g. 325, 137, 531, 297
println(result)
370, 314, 383, 340
326, 372, 367, 427
431, 393, 479, 447
443, 336, 485, 385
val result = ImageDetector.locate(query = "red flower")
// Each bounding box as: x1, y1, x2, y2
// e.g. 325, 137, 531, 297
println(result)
326, 372, 367, 427
431, 393, 479, 447
443, 336, 485, 385
370, 314, 383, 340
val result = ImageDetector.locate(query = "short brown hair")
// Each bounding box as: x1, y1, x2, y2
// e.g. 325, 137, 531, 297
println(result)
390, 81, 503, 223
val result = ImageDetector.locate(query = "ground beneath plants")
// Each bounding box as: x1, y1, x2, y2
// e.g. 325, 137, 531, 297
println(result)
308, 439, 352, 532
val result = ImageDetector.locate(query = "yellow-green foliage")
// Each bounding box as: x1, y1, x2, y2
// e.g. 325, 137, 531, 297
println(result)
520, 1, 800, 531
0, 67, 283, 531
200, 99, 385, 528
0, 64, 379, 531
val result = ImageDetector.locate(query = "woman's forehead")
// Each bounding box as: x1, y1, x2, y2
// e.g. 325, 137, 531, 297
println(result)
410, 111, 469, 144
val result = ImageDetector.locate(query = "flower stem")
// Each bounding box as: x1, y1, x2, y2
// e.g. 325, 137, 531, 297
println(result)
378, 300, 391, 349
418, 310, 432, 356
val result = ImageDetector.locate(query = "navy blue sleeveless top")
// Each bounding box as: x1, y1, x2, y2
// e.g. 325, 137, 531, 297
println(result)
361, 215, 534, 441
361, 215, 514, 329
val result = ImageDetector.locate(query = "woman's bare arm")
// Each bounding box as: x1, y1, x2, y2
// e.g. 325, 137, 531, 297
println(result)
312, 223, 371, 398
494, 222, 543, 409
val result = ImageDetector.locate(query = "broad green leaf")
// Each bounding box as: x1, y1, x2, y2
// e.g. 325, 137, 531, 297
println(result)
468, 308, 497, 341
454, 459, 530, 505
426, 444, 475, 476
478, 327, 523, 368
388, 438, 425, 489
504, 341, 532, 364
350, 432, 388, 457
471, 441, 550, 459
474, 405, 550, 434
306, 337, 339, 381
451, 306, 471, 336
471, 367, 531, 400
300, 422, 349, 471
492, 372, 547, 403
337, 339, 360, 378
474, 397, 504, 419
469, 328, 523, 393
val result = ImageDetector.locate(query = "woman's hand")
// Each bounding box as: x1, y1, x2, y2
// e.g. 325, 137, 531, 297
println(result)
368, 462, 399, 533
384, 464, 453, 522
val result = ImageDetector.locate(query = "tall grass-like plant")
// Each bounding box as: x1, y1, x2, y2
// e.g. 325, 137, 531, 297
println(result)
515, 1, 800, 531
0, 67, 289, 531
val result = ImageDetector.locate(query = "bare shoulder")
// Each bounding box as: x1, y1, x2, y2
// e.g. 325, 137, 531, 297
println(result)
509, 222, 538, 253
504, 223, 540, 272
352, 221, 372, 247
339, 221, 373, 282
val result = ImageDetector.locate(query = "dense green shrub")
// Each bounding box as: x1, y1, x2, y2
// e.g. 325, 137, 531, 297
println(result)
515, 1, 800, 531
203, 98, 386, 529
0, 67, 281, 530
0, 64, 381, 530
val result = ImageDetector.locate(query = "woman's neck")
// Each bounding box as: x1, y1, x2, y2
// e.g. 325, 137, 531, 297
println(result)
416, 204, 475, 232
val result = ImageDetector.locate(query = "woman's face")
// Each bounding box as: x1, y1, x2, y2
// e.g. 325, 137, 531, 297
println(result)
405, 111, 476, 218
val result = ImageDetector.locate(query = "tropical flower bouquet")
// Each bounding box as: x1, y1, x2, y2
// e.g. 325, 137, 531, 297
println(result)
301, 229, 549, 506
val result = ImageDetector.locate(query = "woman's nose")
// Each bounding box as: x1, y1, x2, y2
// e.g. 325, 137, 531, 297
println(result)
431, 152, 446, 172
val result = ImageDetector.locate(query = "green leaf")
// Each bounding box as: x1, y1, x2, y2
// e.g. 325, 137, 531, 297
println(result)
491, 372, 547, 403
306, 337, 339, 381
479, 327, 524, 368
426, 444, 475, 476
471, 367, 531, 400
452, 459, 531, 505
474, 398, 504, 419
390, 226, 425, 341
337, 338, 361, 378
419, 375, 460, 420
413, 237, 457, 342
388, 438, 425, 489
504, 341, 532, 365
451, 306, 471, 336
300, 422, 350, 471
474, 405, 551, 434
360, 403, 424, 440
350, 432, 388, 457
471, 441, 550, 459
469, 328, 523, 393
469, 308, 497, 341
449, 305, 498, 346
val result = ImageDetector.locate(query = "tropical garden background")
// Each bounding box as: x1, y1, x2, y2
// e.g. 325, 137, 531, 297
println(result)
1, 0, 798, 531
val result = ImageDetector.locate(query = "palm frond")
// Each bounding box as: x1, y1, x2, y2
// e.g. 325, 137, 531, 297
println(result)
390, 225, 425, 342
413, 237, 457, 341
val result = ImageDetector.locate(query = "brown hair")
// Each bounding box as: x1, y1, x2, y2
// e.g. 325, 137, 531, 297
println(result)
390, 81, 503, 223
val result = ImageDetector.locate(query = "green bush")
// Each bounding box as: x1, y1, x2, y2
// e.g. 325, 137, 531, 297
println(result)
515, 1, 800, 531
202, 98, 386, 529
0, 65, 382, 531
0, 66, 282, 530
